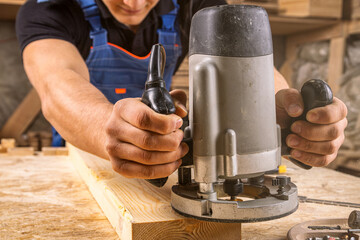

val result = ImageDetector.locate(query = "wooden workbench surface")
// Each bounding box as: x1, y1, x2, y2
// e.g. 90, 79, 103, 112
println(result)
0, 154, 359, 239
0, 154, 118, 239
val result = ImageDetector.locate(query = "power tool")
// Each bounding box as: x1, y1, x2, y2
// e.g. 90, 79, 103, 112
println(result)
143, 5, 333, 223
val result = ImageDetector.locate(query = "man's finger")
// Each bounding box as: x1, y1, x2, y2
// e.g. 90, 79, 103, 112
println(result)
289, 149, 337, 167
106, 119, 184, 151
276, 88, 304, 117
286, 133, 344, 155
115, 98, 183, 134
275, 88, 304, 128
106, 140, 189, 165
170, 89, 188, 118
290, 118, 348, 141
306, 97, 348, 124
110, 157, 182, 179
124, 127, 184, 151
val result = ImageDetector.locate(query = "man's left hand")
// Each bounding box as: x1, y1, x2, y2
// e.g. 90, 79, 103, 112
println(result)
276, 88, 348, 167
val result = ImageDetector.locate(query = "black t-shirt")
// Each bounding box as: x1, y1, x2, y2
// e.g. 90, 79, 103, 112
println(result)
16, 0, 227, 71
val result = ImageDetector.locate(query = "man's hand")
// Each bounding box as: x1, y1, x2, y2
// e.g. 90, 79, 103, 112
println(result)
276, 88, 348, 167
105, 90, 188, 179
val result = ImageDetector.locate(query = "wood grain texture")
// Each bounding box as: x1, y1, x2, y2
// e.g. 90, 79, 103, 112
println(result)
68, 145, 242, 240
42, 147, 69, 156
0, 155, 118, 239
7, 147, 34, 156
1, 138, 15, 149
278, 0, 343, 18
0, 0, 25, 4
269, 16, 339, 35
0, 154, 359, 239
347, 19, 360, 35
0, 88, 41, 142
0, 3, 21, 20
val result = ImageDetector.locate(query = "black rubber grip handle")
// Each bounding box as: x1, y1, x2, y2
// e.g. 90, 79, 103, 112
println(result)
283, 79, 333, 169
141, 44, 176, 187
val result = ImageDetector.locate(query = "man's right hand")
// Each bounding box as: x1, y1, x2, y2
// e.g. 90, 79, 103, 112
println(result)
105, 91, 189, 179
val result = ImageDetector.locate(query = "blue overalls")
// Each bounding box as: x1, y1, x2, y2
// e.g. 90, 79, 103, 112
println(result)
41, 0, 182, 146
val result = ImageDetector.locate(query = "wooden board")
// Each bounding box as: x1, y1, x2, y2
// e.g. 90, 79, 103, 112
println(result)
269, 16, 339, 35
0, 3, 22, 20
0, 154, 359, 239
327, 37, 346, 94
0, 155, 119, 239
343, 0, 360, 20
68, 145, 242, 240
278, 0, 343, 19
0, 88, 41, 143
7, 147, 34, 156
42, 147, 69, 156
0, 0, 25, 4
1, 138, 15, 149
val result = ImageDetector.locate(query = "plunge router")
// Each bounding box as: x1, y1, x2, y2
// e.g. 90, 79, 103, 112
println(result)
142, 4, 333, 223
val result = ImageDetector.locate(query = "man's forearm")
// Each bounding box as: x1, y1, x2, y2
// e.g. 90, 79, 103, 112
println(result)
274, 67, 289, 93
23, 39, 112, 159
39, 68, 113, 159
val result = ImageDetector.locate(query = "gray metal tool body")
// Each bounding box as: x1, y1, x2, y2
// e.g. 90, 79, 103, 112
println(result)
171, 5, 299, 222
139, 5, 333, 223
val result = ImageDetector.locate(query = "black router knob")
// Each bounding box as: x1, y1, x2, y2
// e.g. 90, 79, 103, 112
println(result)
282, 79, 333, 170
142, 44, 176, 188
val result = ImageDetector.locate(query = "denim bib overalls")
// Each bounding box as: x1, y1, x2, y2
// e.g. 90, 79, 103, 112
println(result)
37, 0, 182, 146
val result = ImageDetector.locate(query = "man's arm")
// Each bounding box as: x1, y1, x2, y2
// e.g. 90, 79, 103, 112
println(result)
273, 67, 348, 167
24, 39, 112, 159
274, 67, 289, 93
23, 39, 188, 178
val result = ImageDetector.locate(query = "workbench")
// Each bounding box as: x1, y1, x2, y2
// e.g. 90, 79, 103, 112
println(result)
1, 154, 359, 239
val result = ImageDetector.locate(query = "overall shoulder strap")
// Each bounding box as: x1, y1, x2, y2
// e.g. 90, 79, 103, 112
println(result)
76, 0, 107, 46
157, 0, 181, 45
160, 0, 180, 32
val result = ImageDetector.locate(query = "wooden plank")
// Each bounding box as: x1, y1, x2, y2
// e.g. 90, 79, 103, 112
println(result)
347, 19, 360, 35
1, 154, 359, 239
0, 88, 42, 142
0, 3, 21, 20
0, 146, 6, 153
327, 37, 346, 94
7, 147, 34, 156
286, 22, 346, 47
68, 145, 242, 240
1, 138, 15, 149
343, 0, 360, 20
269, 16, 339, 35
0, 0, 25, 4
278, 0, 343, 19
42, 147, 68, 156
0, 154, 119, 239
228, 0, 284, 14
